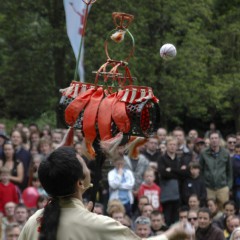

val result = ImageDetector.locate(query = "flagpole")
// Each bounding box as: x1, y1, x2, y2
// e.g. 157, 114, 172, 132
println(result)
73, 0, 96, 81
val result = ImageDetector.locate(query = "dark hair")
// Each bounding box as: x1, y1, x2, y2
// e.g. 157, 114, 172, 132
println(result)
189, 194, 199, 200
235, 143, 240, 149
29, 123, 39, 130
15, 203, 27, 211
40, 129, 52, 139
2, 141, 17, 164
198, 207, 212, 219
178, 205, 189, 213
30, 130, 41, 141
189, 161, 200, 169
207, 198, 218, 205
209, 131, 220, 138
150, 210, 162, 217
174, 126, 184, 131
186, 137, 193, 144
94, 202, 104, 211
142, 203, 153, 211
223, 200, 237, 210
38, 146, 84, 240
226, 134, 236, 141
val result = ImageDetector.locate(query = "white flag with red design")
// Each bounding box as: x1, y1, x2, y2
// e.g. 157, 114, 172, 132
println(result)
63, 0, 88, 82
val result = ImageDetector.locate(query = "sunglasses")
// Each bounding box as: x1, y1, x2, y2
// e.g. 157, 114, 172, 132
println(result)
135, 218, 151, 225
228, 141, 236, 144
188, 217, 197, 221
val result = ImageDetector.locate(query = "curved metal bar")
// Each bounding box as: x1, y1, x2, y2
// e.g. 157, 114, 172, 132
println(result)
104, 28, 135, 62
112, 12, 134, 29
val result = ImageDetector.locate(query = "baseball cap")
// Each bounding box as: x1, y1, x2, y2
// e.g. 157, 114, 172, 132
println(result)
0, 132, 9, 140
194, 138, 205, 144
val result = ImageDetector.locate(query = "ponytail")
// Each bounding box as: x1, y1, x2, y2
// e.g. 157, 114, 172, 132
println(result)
38, 147, 85, 240
39, 199, 61, 240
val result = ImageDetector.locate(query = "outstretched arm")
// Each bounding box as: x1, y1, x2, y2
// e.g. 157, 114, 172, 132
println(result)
146, 222, 195, 240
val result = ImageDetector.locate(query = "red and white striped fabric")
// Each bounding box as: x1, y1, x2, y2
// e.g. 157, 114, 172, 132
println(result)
60, 83, 159, 103
60, 81, 96, 98
118, 86, 159, 104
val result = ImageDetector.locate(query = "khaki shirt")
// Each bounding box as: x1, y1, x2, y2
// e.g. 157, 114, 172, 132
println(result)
18, 198, 168, 240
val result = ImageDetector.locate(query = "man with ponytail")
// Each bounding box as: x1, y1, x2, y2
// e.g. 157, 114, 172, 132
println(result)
19, 146, 194, 240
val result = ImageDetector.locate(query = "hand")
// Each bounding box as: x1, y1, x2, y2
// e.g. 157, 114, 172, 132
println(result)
76, 154, 91, 190
181, 165, 187, 170
165, 222, 195, 240
85, 201, 93, 212
166, 167, 171, 172
118, 167, 123, 175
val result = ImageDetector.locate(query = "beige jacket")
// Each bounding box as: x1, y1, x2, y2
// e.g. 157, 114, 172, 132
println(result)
18, 198, 168, 240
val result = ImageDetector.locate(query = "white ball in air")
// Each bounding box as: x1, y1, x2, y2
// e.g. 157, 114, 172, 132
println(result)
160, 43, 177, 60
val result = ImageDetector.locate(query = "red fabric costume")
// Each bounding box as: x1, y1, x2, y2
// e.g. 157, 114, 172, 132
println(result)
0, 182, 19, 214
138, 182, 162, 212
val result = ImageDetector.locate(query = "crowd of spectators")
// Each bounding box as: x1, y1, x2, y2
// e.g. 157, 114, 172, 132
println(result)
1, 121, 240, 239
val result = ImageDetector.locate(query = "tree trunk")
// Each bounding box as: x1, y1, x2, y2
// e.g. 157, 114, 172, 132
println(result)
45, 0, 67, 127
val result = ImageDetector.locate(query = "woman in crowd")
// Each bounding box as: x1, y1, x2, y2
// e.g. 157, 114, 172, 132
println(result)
10, 129, 31, 190
224, 215, 235, 240
187, 210, 198, 230
107, 200, 126, 226
0, 141, 24, 185
188, 194, 200, 212
207, 198, 223, 221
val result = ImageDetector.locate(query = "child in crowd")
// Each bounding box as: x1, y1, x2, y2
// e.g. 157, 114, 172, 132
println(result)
0, 167, 19, 216
181, 161, 206, 206
36, 195, 48, 209
138, 168, 161, 211
108, 155, 135, 216
32, 173, 47, 196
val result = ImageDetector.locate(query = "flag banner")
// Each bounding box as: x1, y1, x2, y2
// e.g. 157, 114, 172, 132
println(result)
63, 0, 89, 82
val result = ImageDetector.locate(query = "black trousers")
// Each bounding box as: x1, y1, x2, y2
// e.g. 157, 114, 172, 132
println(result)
162, 200, 180, 226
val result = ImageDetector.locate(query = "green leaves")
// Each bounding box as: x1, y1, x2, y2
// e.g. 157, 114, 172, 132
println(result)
0, 0, 240, 131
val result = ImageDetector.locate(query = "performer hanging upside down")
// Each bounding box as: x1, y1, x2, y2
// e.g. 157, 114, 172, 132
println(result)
18, 146, 194, 240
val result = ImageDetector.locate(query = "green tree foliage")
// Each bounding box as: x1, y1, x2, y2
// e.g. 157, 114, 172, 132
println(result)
0, 2, 54, 119
212, 0, 240, 130
0, 1, 75, 122
0, 0, 239, 132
